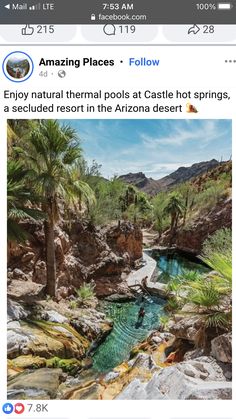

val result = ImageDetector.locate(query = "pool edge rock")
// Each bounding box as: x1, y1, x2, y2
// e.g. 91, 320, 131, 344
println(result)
127, 251, 169, 299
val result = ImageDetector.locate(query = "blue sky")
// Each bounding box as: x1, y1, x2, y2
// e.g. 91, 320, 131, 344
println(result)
61, 119, 232, 180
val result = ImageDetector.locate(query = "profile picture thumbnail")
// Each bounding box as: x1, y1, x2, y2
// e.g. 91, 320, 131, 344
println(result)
3, 51, 33, 82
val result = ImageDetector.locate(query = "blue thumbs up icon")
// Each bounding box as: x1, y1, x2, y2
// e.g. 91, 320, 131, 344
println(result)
2, 403, 14, 414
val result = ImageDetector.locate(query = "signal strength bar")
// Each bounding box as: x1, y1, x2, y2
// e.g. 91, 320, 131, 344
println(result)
29, 3, 41, 10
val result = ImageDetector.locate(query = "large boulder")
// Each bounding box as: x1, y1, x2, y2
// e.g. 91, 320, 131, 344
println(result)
21, 252, 35, 264
41, 310, 69, 324
169, 315, 203, 342
7, 326, 35, 359
12, 268, 28, 281
70, 222, 110, 266
211, 333, 232, 363
117, 378, 166, 400
10, 354, 46, 369
106, 222, 143, 263
7, 368, 63, 399
8, 280, 45, 304
129, 352, 157, 371
89, 253, 125, 278
116, 356, 232, 400
33, 261, 47, 285
7, 300, 29, 322
71, 308, 113, 344
7, 320, 90, 360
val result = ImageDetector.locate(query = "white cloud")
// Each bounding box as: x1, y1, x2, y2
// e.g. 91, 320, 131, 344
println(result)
140, 120, 228, 149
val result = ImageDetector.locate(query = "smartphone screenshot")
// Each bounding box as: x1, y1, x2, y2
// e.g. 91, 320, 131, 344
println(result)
0, 1, 234, 418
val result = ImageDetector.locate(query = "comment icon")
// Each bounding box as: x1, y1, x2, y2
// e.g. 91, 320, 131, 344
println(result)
103, 24, 116, 36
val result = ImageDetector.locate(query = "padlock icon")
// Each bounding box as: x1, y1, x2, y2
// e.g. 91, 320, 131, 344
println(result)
91, 14, 96, 21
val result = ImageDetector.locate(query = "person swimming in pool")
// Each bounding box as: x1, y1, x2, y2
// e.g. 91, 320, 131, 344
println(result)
138, 306, 145, 322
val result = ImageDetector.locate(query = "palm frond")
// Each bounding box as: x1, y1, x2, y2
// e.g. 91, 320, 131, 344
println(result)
202, 253, 232, 285
7, 219, 29, 243
189, 283, 221, 308
205, 312, 231, 329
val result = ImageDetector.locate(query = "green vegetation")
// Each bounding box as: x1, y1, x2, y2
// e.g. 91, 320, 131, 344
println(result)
69, 300, 78, 310
151, 193, 170, 237
16, 120, 95, 296
88, 177, 126, 224
8, 121, 231, 243
164, 193, 184, 234
202, 227, 231, 258
8, 120, 95, 296
7, 118, 232, 304
7, 160, 43, 242
125, 191, 153, 224
159, 315, 169, 330
165, 228, 232, 347
88, 179, 152, 225
150, 163, 231, 234
189, 282, 221, 308
76, 283, 95, 303
46, 357, 81, 374
8, 119, 156, 297
165, 296, 181, 312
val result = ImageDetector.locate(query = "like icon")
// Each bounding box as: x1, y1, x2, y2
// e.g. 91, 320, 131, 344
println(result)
14, 403, 25, 415
2, 403, 13, 414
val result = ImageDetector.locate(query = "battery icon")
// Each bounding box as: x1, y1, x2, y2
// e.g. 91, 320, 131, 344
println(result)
217, 3, 233, 9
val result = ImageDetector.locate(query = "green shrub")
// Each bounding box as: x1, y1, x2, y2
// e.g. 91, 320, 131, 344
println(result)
76, 283, 95, 301
189, 282, 221, 309
165, 297, 180, 312
46, 357, 81, 374
159, 315, 169, 329
69, 300, 78, 310
195, 183, 226, 211
202, 228, 231, 258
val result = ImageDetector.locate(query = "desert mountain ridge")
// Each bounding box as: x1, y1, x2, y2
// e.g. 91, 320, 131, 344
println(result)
119, 159, 224, 195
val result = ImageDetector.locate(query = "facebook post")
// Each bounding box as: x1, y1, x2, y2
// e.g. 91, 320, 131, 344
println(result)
0, 4, 234, 419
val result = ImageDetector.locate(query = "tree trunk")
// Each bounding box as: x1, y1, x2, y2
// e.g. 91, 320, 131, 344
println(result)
78, 191, 82, 211
169, 214, 175, 246
175, 212, 179, 230
170, 213, 175, 232
44, 218, 56, 297
183, 190, 189, 226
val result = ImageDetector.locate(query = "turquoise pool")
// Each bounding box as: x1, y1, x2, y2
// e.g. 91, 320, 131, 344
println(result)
92, 297, 165, 372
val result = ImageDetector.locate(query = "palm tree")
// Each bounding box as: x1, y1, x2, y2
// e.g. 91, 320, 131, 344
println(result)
186, 280, 231, 347
8, 120, 36, 155
7, 160, 43, 243
189, 282, 221, 309
201, 228, 232, 293
180, 249, 232, 347
164, 193, 184, 233
16, 120, 95, 297
167, 229, 232, 348
202, 253, 232, 294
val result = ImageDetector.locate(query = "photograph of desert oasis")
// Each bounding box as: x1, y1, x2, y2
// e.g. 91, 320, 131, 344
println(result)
7, 119, 232, 400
